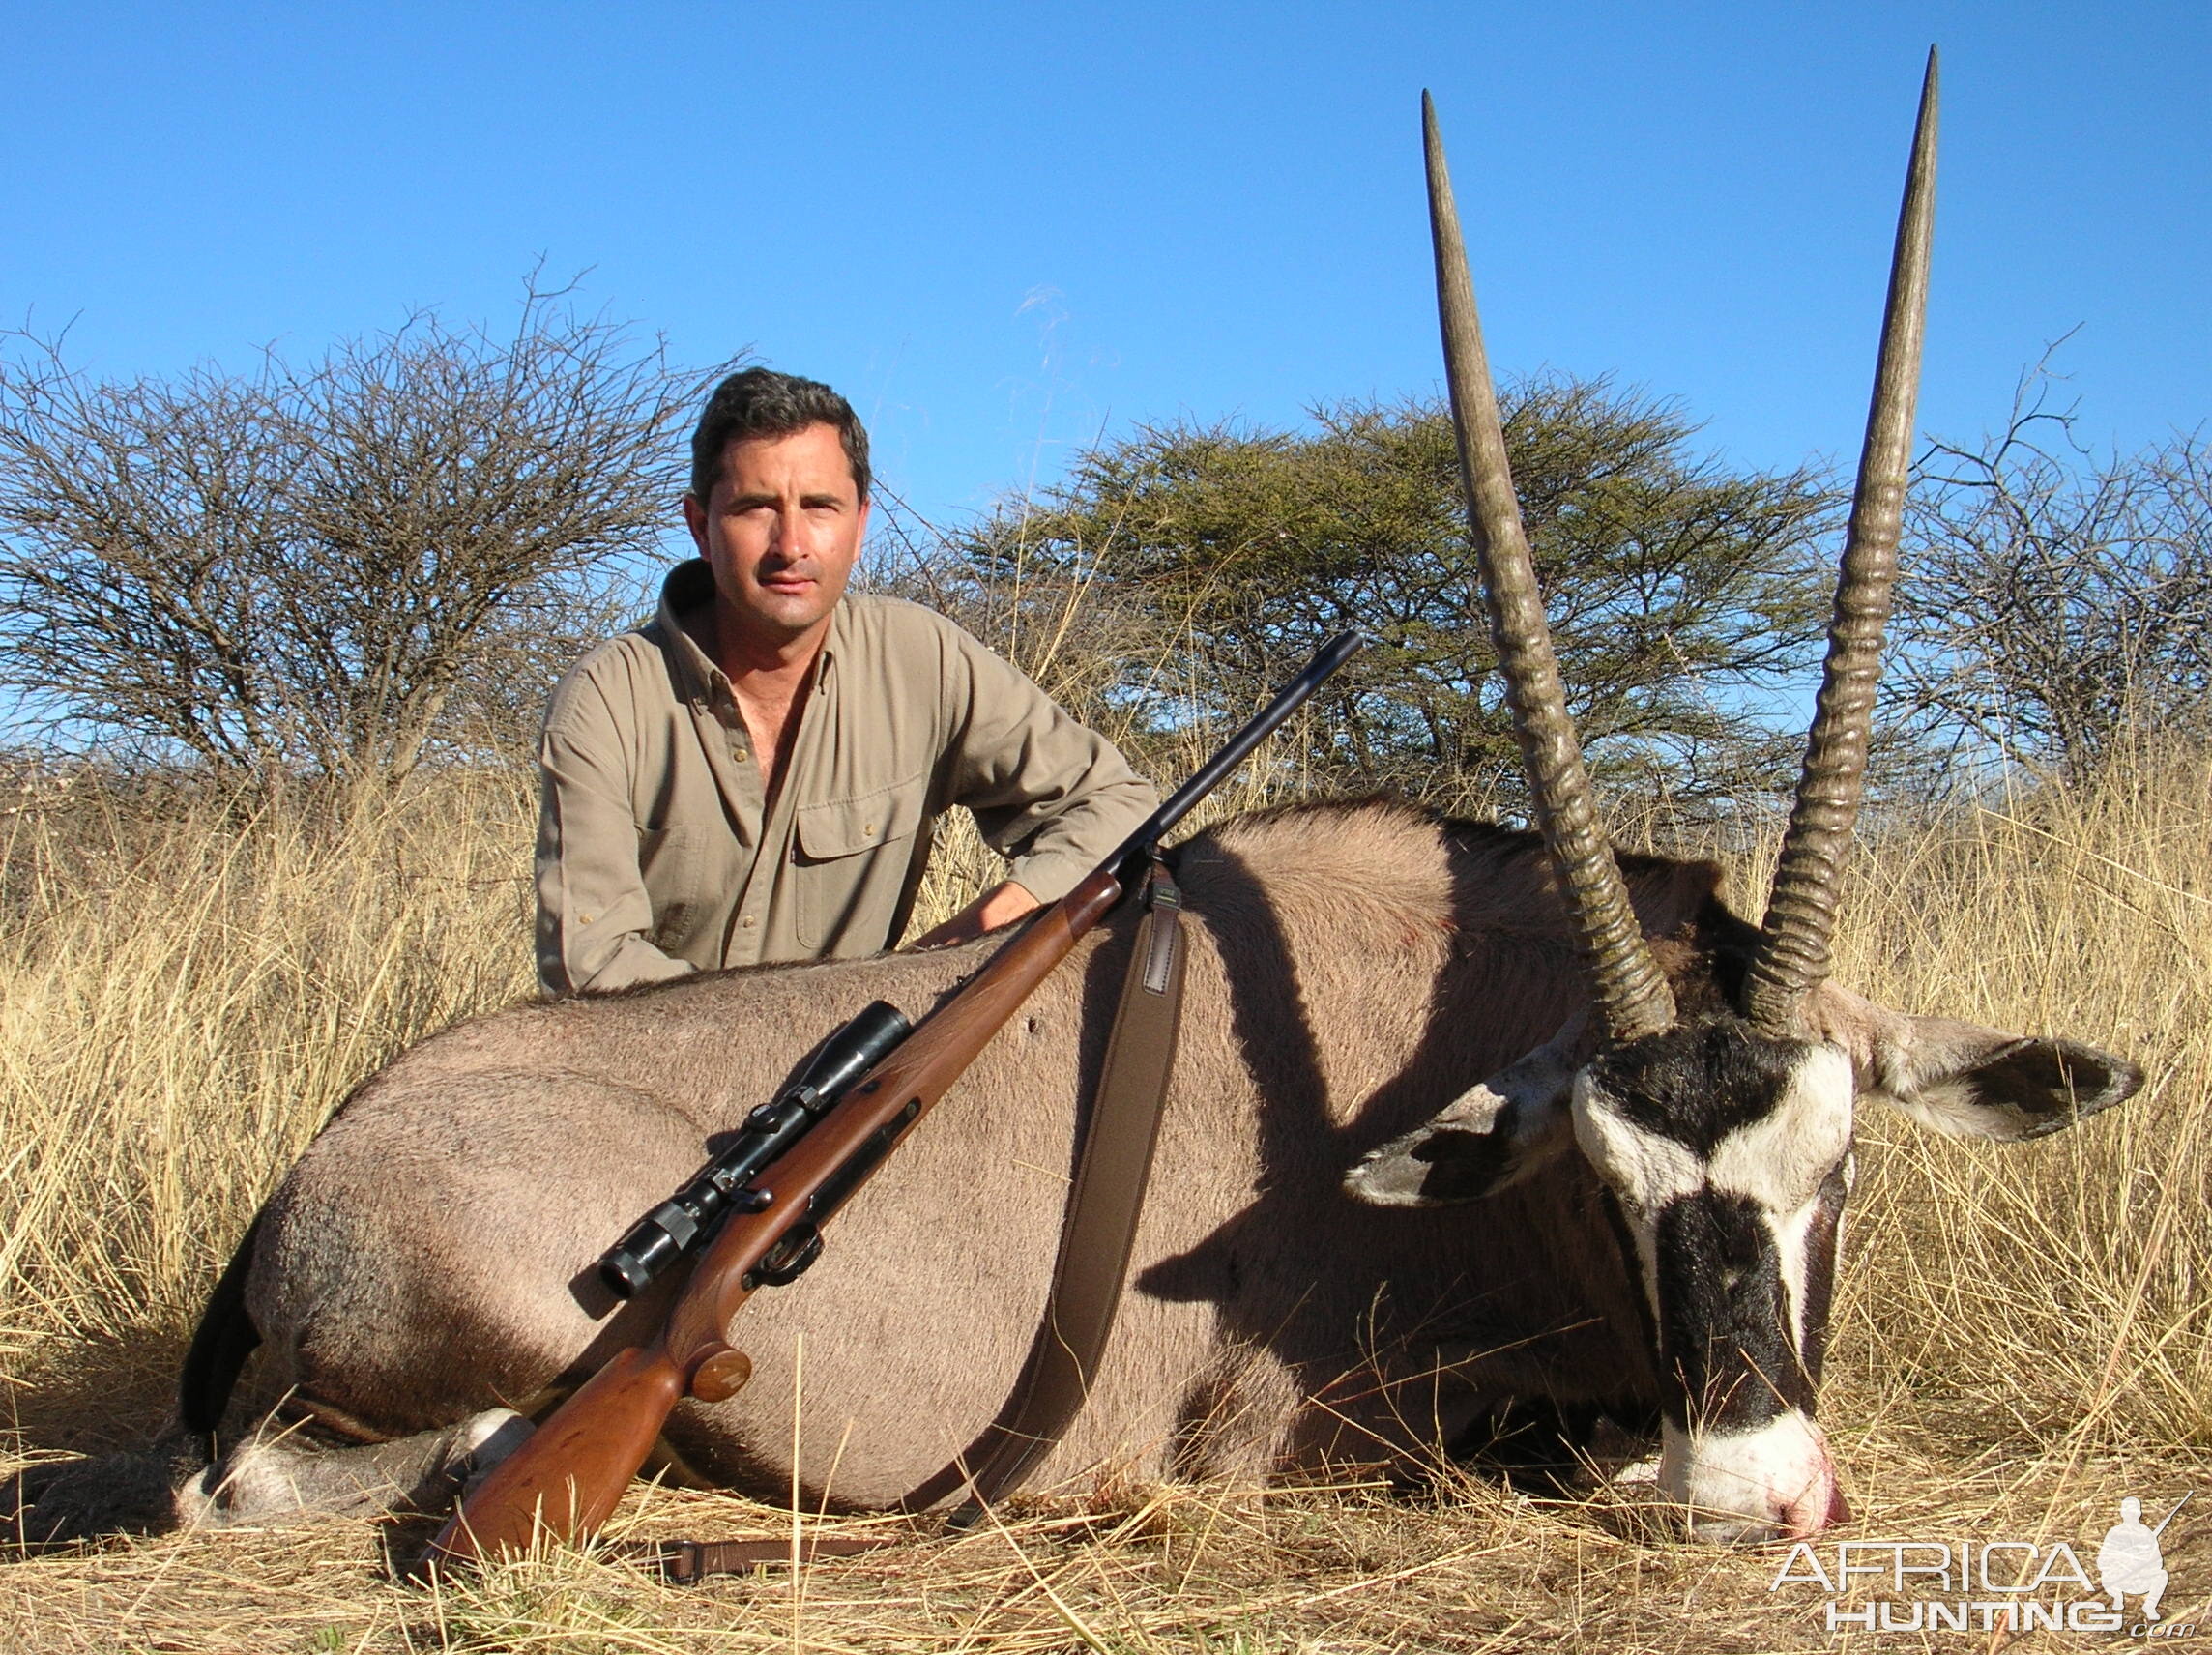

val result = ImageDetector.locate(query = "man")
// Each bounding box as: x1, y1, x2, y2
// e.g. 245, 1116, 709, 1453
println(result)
535, 367, 1157, 994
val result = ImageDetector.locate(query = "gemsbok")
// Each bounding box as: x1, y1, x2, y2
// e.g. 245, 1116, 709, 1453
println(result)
15, 55, 2142, 1548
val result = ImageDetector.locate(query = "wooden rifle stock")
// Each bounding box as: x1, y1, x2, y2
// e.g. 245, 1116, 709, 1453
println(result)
427, 871, 1125, 1565
425, 629, 1360, 1568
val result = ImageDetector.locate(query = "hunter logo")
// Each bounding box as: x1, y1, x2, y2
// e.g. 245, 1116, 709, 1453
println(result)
1768, 1495, 2195, 1636
2102, 1495, 2188, 1623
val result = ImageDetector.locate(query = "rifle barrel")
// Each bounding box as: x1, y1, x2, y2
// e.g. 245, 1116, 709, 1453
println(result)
2152, 1492, 2192, 1538
1121, 630, 1363, 858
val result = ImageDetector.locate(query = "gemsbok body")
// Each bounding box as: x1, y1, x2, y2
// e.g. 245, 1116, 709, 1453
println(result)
15, 55, 2142, 1548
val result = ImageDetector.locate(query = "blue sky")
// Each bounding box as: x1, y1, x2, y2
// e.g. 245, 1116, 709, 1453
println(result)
6, 3, 2205, 543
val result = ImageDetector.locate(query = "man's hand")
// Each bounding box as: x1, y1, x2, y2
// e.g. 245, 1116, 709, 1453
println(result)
910, 881, 1041, 950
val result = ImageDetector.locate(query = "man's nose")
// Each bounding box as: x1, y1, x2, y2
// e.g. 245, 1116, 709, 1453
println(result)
767, 500, 802, 552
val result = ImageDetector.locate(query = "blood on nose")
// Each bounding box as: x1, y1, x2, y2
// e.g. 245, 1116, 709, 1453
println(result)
1827, 1479, 1854, 1526
1778, 1460, 1845, 1541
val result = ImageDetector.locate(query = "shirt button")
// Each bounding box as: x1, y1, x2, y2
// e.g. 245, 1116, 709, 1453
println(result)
741, 915, 758, 930
862, 823, 877, 838
732, 746, 749, 762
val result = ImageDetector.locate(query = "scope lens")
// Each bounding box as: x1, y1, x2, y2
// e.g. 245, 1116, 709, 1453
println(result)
598, 1221, 681, 1299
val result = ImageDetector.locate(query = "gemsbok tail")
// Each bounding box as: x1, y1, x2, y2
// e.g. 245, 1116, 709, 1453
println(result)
177, 1213, 264, 1442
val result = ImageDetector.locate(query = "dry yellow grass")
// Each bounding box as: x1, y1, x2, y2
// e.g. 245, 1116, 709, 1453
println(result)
2, 742, 2208, 1652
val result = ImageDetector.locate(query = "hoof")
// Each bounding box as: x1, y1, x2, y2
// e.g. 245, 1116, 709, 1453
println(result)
184, 1408, 535, 1528
0, 1439, 203, 1543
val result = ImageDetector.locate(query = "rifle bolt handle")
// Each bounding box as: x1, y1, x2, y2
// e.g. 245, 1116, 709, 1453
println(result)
690, 1347, 755, 1404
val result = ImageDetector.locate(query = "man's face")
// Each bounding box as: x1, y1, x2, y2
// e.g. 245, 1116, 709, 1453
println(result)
684, 422, 868, 652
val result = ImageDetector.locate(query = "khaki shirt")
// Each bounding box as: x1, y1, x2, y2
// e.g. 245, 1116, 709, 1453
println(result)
535, 561, 1157, 993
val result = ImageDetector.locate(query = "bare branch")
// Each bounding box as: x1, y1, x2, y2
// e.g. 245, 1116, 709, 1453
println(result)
1890, 364, 2212, 780
0, 290, 736, 786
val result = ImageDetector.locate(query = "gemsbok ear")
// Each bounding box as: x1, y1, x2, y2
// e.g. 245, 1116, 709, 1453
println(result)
1345, 1030, 1583, 1205
1867, 1016, 2144, 1142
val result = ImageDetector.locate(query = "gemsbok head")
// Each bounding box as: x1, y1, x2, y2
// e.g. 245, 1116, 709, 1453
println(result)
1347, 55, 2142, 1542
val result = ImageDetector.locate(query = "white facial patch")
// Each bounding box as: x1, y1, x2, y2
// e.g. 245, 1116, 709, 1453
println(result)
1572, 1043, 1855, 1362
1661, 1410, 1839, 1543
1714, 1047, 1852, 1354
1570, 1071, 1702, 1310
1706, 1045, 1853, 1213
1771, 1193, 1822, 1355
1569, 1072, 1703, 1214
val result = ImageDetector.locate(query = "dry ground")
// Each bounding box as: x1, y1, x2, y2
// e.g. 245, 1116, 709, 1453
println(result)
3, 745, 2208, 1653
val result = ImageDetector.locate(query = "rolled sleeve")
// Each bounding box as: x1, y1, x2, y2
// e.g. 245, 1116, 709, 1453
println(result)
940, 629, 1157, 901
535, 672, 698, 996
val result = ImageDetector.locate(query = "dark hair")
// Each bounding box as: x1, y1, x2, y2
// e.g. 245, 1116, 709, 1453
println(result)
687, 367, 871, 503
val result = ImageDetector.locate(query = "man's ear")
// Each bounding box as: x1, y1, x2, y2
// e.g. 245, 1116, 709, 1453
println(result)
1345, 1033, 1581, 1206
1868, 1015, 2144, 1142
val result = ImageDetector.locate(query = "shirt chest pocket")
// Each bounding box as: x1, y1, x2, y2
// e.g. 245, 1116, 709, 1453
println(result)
792, 773, 930, 950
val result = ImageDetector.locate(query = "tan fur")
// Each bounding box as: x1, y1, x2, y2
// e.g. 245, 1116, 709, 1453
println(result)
228, 801, 1717, 1510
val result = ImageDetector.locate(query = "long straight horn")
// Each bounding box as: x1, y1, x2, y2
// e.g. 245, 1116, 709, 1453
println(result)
1424, 92, 1676, 1047
1744, 50, 1939, 1036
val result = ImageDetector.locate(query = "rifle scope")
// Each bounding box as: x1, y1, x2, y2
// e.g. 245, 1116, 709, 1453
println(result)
597, 999, 912, 1299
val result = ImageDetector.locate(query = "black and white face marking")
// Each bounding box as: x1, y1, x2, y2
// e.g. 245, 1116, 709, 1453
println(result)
1335, 982, 2142, 1535
1571, 1019, 1853, 1541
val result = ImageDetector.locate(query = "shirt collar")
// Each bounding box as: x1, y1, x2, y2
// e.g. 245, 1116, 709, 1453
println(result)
655, 558, 843, 707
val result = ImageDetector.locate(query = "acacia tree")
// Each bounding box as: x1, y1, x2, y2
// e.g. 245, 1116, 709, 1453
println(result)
950, 380, 1836, 807
1891, 387, 2212, 779
0, 287, 725, 786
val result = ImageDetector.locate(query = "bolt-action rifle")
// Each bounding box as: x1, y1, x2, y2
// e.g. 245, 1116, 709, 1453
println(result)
428, 630, 1363, 1567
